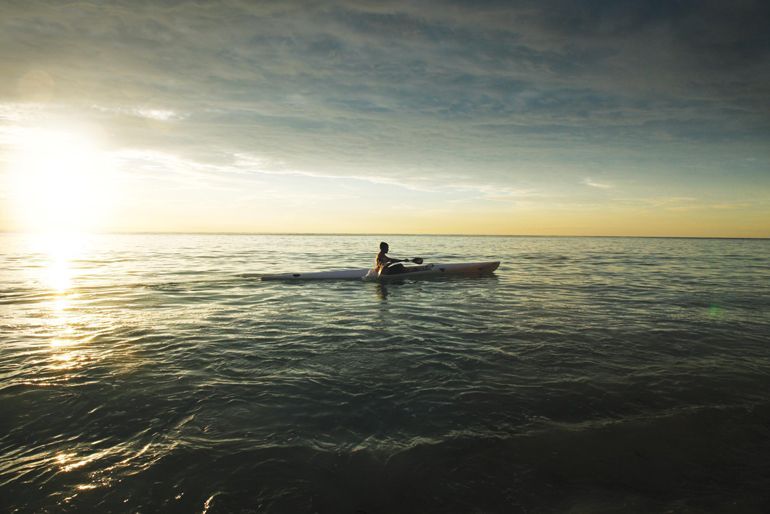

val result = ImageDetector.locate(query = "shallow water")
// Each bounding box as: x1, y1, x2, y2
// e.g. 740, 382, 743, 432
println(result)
1, 233, 769, 513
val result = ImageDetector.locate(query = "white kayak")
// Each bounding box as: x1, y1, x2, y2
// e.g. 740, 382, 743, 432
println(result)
261, 261, 500, 281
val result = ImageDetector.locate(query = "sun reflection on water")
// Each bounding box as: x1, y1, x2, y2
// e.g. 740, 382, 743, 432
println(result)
47, 293, 88, 370
30, 232, 86, 292
24, 232, 93, 373
55, 450, 104, 473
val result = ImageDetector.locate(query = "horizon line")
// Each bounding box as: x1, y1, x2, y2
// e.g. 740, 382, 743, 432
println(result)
1, 230, 768, 240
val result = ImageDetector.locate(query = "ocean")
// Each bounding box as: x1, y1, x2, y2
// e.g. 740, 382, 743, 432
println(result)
1, 233, 769, 513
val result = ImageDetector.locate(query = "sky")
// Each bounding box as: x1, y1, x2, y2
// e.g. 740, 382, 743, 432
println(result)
0, 0, 768, 237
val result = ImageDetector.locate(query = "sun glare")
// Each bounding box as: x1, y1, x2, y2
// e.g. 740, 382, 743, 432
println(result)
7, 128, 116, 234
30, 231, 84, 292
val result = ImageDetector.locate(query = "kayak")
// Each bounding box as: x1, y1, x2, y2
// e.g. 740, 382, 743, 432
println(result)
261, 261, 500, 281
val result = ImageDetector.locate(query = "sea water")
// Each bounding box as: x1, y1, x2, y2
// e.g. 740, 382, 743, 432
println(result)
1, 234, 769, 513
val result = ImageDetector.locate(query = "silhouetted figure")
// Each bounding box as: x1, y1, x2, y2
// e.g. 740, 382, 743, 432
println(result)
375, 241, 406, 275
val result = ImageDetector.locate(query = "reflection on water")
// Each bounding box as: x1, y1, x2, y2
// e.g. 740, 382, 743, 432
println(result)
31, 233, 89, 373
29, 232, 86, 292
47, 293, 86, 371
1, 234, 769, 513
45, 255, 73, 292
374, 282, 389, 300
9, 233, 101, 382
55, 448, 110, 474
8, 234, 153, 501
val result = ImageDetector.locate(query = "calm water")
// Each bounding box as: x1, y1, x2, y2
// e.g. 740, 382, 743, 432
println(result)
1, 234, 769, 513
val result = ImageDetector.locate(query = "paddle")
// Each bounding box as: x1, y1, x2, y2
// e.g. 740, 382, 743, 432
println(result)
392, 257, 422, 264
381, 257, 423, 270
378, 257, 423, 278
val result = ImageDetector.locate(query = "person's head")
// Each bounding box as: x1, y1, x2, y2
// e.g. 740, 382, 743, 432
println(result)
379, 241, 389, 252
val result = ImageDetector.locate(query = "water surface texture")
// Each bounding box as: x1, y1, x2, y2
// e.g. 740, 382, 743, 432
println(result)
1, 234, 769, 513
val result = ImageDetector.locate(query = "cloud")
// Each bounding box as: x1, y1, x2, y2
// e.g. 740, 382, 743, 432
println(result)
583, 178, 613, 189
0, 0, 768, 228
92, 105, 186, 122
614, 196, 699, 211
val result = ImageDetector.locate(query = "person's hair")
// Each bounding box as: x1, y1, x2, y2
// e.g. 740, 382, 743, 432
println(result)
379, 241, 388, 251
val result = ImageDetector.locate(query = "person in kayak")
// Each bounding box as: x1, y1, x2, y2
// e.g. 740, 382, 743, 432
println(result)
375, 241, 407, 275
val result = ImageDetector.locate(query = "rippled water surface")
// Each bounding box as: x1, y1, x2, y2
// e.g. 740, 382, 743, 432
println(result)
1, 234, 769, 513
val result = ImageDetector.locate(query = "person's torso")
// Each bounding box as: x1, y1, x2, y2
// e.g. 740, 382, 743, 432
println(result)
375, 252, 388, 271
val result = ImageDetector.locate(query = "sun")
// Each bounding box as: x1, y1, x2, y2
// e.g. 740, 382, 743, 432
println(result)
6, 127, 116, 234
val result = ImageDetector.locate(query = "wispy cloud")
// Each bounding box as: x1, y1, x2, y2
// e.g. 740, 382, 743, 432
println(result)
583, 178, 613, 189
614, 196, 699, 211
92, 105, 186, 122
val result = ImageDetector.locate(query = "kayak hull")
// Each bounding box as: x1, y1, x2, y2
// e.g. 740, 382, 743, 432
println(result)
261, 261, 500, 281
378, 261, 499, 280
261, 268, 369, 280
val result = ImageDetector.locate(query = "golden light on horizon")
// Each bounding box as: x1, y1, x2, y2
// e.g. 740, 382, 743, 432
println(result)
6, 127, 117, 234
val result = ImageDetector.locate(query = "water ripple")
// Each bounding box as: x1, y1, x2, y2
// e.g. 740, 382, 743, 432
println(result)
1, 234, 769, 512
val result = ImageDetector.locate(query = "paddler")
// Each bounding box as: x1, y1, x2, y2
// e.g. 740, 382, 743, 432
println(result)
375, 241, 407, 275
